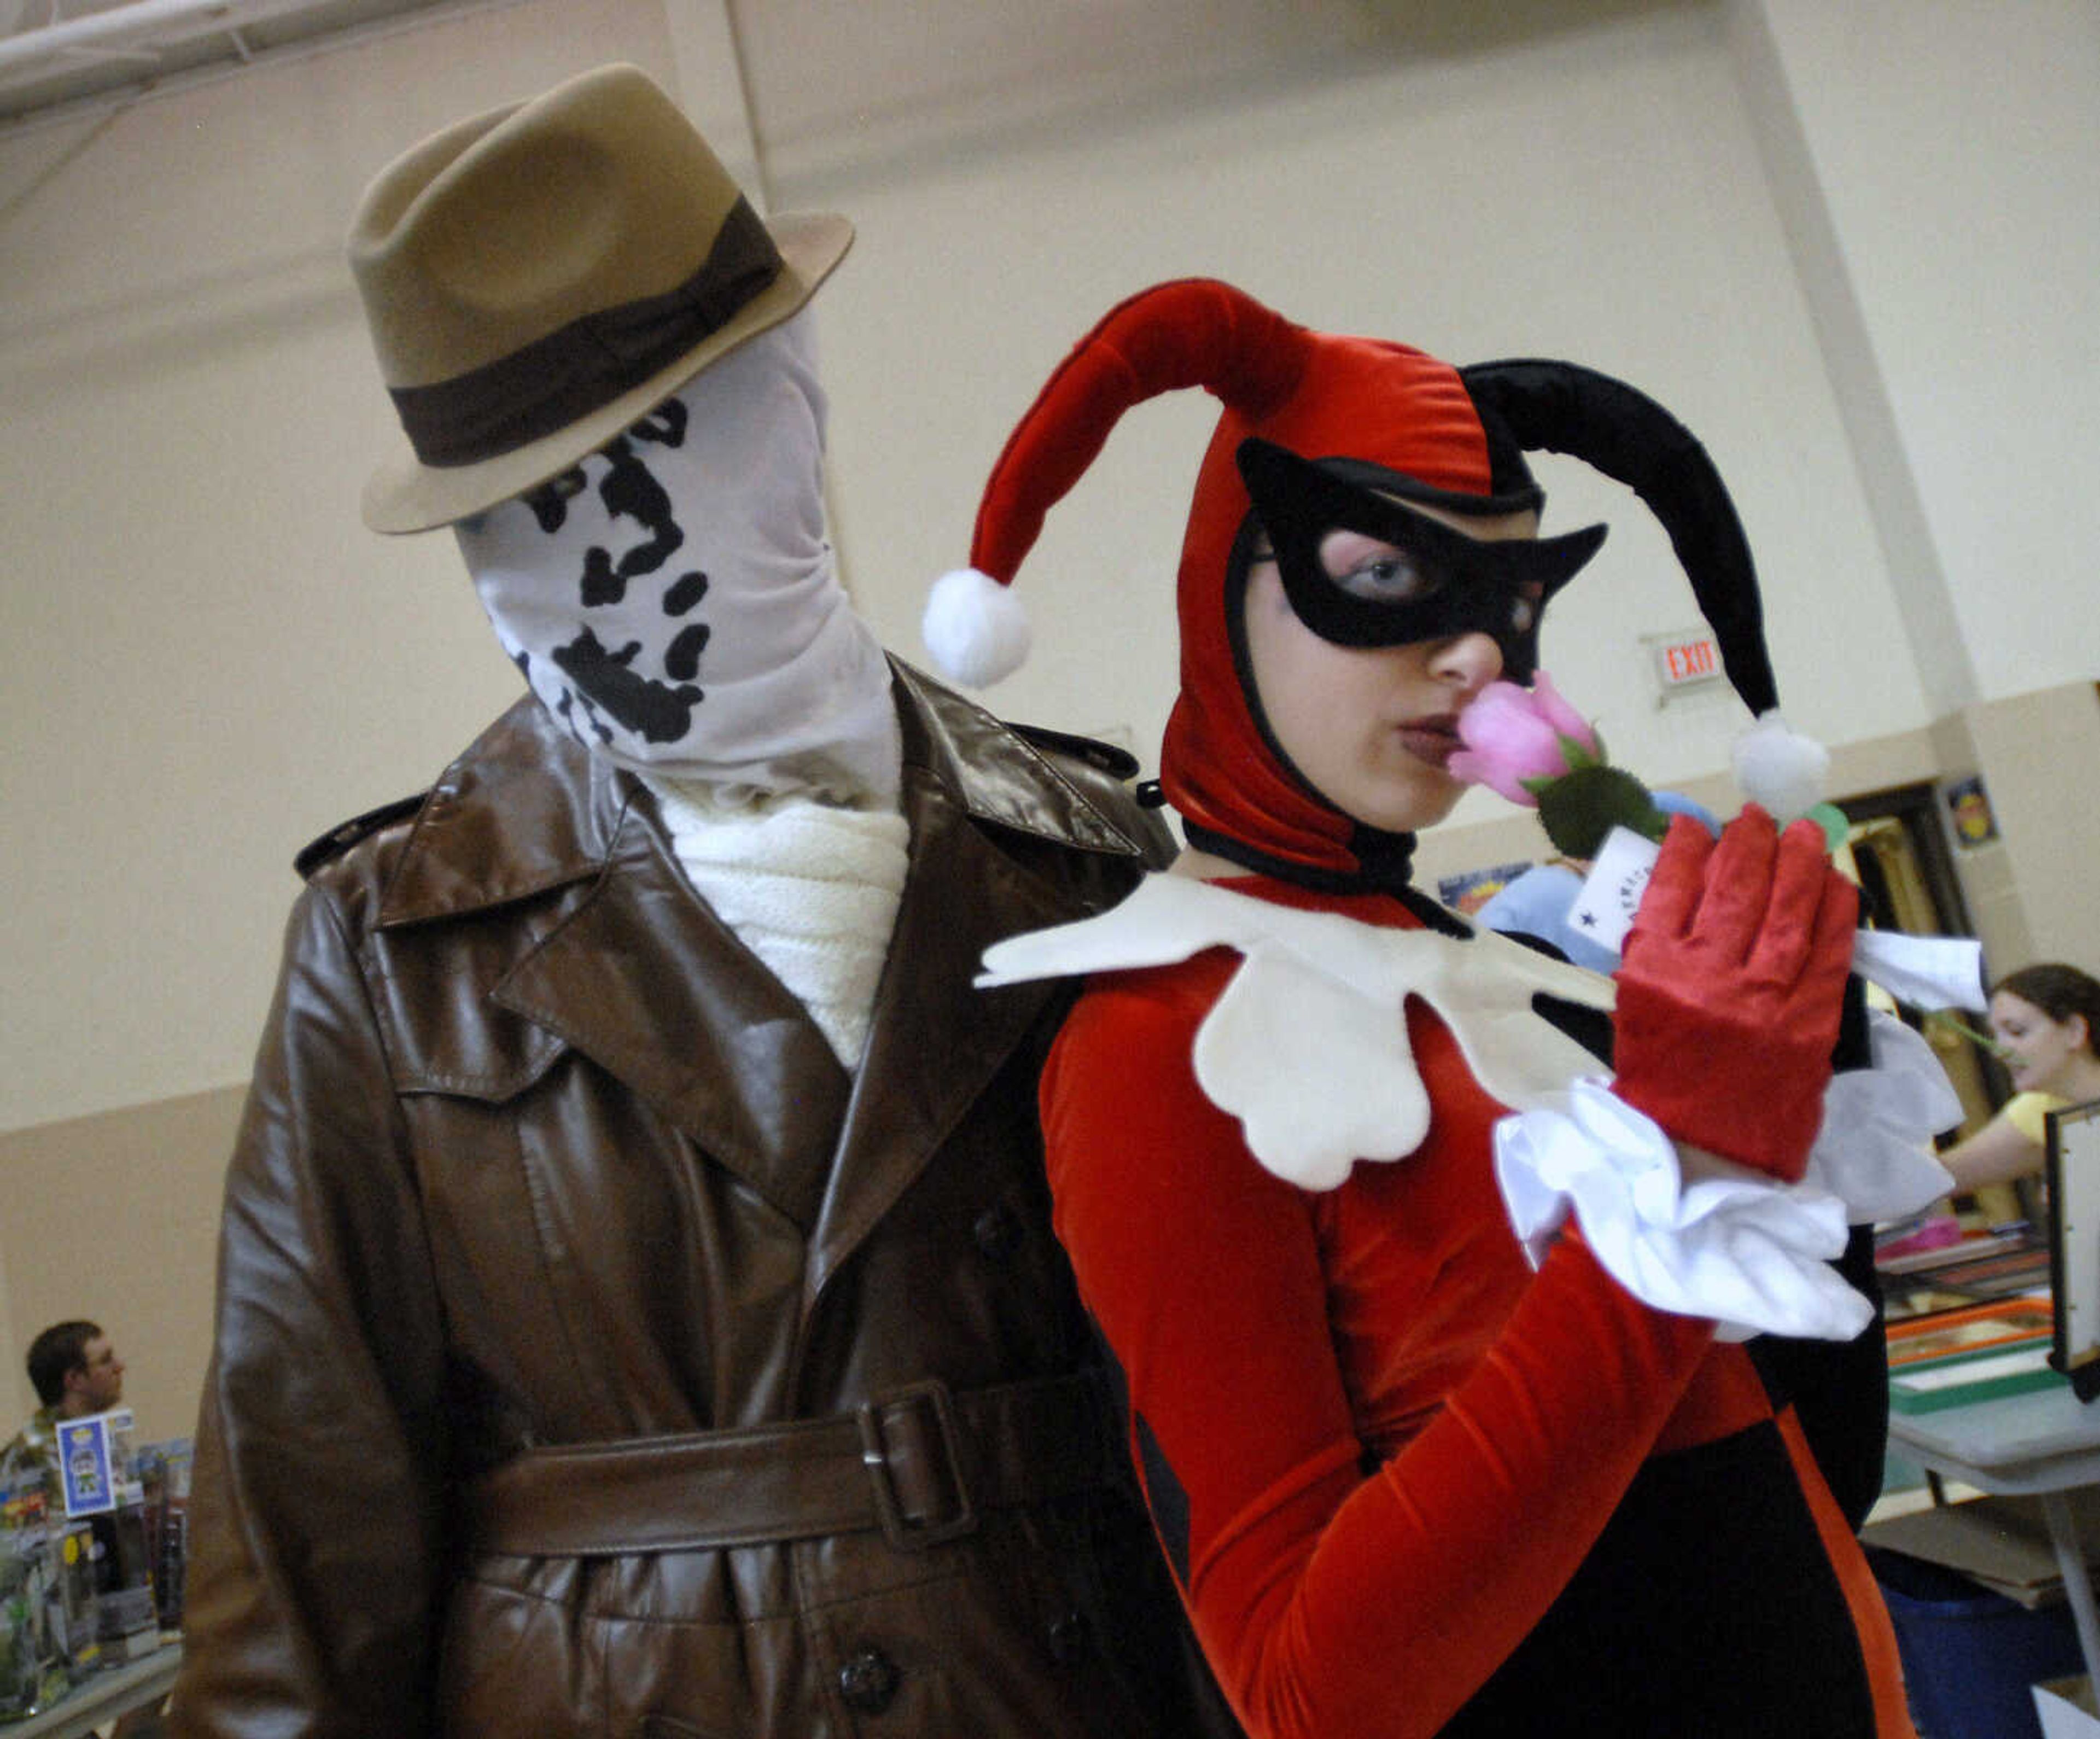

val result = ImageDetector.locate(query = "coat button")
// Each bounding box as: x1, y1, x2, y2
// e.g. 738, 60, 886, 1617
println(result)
1047, 1608, 1091, 1665
838, 1645, 900, 1714
973, 1204, 1023, 1261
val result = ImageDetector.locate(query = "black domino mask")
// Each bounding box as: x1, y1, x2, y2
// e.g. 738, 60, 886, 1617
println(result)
1235, 437, 1606, 684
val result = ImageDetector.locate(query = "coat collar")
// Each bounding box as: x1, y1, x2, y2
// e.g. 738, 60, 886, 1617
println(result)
377, 659, 1146, 929
370, 662, 1149, 1261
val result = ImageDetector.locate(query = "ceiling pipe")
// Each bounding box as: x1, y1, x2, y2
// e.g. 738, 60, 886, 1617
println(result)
0, 0, 341, 82
0, 0, 516, 135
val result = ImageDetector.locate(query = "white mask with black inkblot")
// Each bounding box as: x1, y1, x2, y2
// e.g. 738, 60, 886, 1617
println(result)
455, 307, 901, 804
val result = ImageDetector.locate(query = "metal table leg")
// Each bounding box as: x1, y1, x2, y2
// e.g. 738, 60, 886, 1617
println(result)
2041, 1487, 2100, 1682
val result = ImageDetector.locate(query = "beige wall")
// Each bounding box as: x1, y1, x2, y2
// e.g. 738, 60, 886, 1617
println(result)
807, 2, 1925, 815
0, 0, 690, 1435
1746, 0, 2100, 710
0, 0, 685, 1137
0, 0, 2093, 1442
1940, 683, 2100, 977
0, 1088, 242, 1439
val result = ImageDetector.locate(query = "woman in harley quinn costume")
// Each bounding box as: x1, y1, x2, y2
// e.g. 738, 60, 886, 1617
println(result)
924, 280, 1933, 1737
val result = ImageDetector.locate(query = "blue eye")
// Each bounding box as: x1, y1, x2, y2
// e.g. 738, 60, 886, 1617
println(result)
1333, 550, 1436, 603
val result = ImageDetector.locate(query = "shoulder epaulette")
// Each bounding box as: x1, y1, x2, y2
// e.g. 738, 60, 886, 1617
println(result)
293, 792, 429, 882
1010, 722, 1141, 781
1008, 721, 1176, 868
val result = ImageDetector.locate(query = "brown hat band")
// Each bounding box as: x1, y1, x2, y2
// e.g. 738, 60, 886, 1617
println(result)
389, 195, 781, 470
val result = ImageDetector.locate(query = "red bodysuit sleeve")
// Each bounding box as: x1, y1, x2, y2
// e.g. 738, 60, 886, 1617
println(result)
1042, 962, 1714, 1739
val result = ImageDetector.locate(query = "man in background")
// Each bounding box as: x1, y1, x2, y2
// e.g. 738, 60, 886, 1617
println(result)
5, 1320, 125, 1477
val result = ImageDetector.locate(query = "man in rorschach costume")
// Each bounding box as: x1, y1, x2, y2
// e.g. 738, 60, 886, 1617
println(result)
168, 65, 1234, 1739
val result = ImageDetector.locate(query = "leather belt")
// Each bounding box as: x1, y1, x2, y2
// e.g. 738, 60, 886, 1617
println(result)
463, 1372, 1120, 1558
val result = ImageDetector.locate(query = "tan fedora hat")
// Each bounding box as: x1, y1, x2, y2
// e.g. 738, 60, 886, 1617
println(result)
350, 63, 851, 534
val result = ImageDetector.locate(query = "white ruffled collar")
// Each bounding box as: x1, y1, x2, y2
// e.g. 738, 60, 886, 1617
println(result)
983, 872, 1962, 1343
979, 872, 1613, 1191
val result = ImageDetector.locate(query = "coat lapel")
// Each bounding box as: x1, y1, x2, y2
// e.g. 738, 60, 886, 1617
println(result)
801, 767, 1075, 1308
491, 804, 850, 1230
389, 676, 1148, 1263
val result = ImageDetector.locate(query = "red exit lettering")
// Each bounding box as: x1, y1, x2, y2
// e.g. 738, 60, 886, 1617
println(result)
1661, 638, 1718, 684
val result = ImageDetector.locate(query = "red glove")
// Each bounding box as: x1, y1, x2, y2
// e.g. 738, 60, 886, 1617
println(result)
1611, 806, 1858, 1182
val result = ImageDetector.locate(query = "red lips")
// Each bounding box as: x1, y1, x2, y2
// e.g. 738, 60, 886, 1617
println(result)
1392, 714, 1462, 766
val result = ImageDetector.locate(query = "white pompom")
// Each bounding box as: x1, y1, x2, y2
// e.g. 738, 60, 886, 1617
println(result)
1732, 709, 1830, 821
923, 568, 1031, 687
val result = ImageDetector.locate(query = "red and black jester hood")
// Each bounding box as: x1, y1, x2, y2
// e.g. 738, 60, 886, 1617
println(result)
924, 278, 1778, 890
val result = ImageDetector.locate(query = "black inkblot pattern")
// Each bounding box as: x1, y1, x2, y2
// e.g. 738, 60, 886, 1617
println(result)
591, 435, 683, 586
552, 629, 701, 745
580, 547, 625, 608
665, 624, 711, 682
524, 466, 588, 534
531, 427, 713, 750
627, 400, 689, 448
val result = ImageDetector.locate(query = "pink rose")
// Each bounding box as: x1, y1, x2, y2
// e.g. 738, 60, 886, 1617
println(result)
1448, 672, 1601, 806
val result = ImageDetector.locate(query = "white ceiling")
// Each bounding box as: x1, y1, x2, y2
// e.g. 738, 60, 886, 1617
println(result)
0, 0, 459, 125
0, 0, 1681, 136
730, 0, 1681, 167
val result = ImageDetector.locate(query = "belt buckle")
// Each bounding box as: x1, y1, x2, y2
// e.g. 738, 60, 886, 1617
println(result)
856, 1379, 979, 1552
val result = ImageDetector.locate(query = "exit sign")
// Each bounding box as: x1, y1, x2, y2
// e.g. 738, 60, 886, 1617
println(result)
1649, 628, 1724, 692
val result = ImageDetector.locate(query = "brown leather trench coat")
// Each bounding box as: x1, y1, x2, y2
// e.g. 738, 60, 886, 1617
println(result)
170, 665, 1235, 1739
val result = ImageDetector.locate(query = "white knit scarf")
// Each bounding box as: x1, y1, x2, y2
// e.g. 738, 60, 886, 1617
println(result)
646, 777, 910, 1067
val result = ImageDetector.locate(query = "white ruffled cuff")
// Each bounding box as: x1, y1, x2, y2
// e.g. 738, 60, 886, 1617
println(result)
1495, 1079, 1873, 1344
1801, 1009, 1961, 1223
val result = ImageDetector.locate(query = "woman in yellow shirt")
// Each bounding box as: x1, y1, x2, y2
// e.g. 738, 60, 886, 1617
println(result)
1942, 964, 2100, 1193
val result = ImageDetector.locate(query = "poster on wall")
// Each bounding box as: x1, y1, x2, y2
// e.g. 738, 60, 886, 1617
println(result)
1943, 775, 1999, 848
